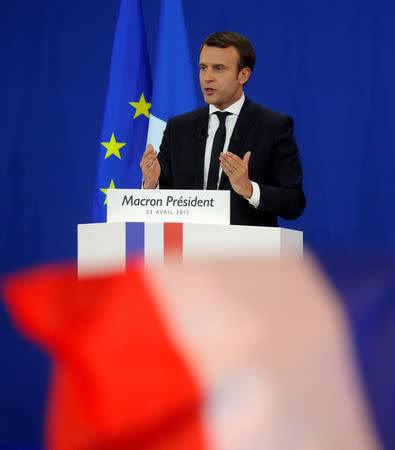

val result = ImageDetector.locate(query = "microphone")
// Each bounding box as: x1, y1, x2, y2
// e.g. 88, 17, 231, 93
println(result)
231, 128, 240, 142
197, 128, 208, 141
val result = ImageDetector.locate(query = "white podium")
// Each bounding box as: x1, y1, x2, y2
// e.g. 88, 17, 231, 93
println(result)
77, 221, 303, 277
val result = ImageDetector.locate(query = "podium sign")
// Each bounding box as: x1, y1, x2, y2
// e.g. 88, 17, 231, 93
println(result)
107, 189, 230, 225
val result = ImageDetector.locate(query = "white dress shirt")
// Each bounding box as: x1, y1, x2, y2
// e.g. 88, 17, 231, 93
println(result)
204, 93, 260, 208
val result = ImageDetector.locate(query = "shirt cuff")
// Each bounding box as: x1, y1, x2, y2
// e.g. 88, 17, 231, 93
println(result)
245, 181, 260, 208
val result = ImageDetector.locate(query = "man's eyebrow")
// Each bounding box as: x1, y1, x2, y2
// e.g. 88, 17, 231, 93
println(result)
199, 63, 226, 67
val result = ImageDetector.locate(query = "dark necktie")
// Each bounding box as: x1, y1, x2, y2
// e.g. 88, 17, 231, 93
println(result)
206, 111, 231, 189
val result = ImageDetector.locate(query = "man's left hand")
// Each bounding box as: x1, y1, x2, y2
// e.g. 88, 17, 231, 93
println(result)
219, 151, 253, 198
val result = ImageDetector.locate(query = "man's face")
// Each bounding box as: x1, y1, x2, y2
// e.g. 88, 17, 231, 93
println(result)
199, 45, 250, 110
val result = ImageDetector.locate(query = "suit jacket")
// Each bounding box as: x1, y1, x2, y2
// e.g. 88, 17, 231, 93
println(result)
157, 97, 306, 227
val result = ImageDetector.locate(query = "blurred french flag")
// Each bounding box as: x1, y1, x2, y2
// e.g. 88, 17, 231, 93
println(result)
2, 255, 383, 449
146, 0, 198, 153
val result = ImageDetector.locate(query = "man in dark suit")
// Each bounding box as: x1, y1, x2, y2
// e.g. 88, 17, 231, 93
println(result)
140, 31, 305, 227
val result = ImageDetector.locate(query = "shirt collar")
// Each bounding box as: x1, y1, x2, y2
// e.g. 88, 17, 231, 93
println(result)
209, 92, 245, 117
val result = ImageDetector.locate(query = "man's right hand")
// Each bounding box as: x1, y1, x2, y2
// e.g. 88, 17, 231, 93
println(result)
140, 144, 161, 188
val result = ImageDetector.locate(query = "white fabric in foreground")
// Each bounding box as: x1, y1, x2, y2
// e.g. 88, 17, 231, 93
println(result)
148, 254, 381, 450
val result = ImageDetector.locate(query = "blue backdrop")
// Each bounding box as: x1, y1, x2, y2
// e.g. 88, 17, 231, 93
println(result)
1, 0, 395, 448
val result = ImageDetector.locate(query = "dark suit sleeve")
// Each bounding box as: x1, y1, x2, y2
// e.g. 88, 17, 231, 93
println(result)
157, 119, 173, 189
256, 116, 306, 220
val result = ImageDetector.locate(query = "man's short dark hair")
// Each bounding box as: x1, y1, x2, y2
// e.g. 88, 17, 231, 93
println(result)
200, 31, 256, 74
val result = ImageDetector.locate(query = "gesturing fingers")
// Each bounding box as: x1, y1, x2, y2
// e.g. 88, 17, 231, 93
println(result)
143, 154, 157, 170
219, 156, 234, 175
140, 145, 161, 188
218, 151, 252, 198
221, 151, 250, 167
219, 152, 243, 176
141, 146, 157, 169
142, 148, 155, 160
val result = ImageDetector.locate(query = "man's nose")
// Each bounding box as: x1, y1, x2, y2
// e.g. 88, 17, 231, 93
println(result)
203, 68, 214, 82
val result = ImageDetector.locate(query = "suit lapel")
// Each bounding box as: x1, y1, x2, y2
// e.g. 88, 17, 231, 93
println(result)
192, 106, 209, 189
219, 97, 254, 189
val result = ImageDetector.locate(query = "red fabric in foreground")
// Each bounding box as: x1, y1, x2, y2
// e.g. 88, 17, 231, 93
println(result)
2, 263, 206, 450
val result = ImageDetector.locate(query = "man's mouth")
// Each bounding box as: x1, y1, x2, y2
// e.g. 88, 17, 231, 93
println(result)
205, 88, 216, 95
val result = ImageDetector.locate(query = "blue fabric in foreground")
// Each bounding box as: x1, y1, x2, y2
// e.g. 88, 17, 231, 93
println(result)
316, 249, 395, 450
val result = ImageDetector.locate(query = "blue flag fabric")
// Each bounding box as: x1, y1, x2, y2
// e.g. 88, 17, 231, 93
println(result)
146, 0, 197, 153
92, 0, 152, 222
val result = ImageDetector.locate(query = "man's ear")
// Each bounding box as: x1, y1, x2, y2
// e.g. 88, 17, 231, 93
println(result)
238, 67, 251, 85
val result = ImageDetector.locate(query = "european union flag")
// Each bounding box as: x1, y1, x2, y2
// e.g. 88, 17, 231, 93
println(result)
92, 0, 152, 222
146, 0, 197, 153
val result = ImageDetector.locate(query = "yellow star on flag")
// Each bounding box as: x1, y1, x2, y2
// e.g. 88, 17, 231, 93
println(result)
100, 179, 115, 205
101, 133, 126, 159
129, 93, 151, 119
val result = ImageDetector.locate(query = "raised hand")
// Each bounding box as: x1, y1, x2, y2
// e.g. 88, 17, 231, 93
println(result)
219, 151, 253, 198
140, 144, 161, 189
